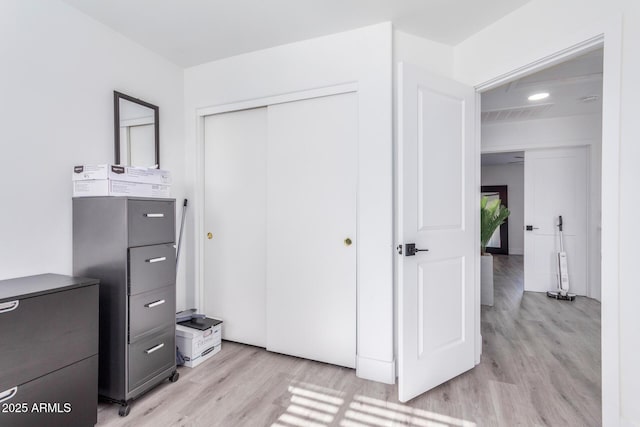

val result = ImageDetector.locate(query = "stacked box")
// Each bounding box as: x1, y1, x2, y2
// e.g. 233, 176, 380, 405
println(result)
72, 164, 172, 197
176, 319, 223, 368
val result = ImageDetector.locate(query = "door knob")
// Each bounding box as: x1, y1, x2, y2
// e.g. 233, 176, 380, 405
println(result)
207, 232, 213, 239
344, 238, 352, 246
525, 225, 539, 231
403, 243, 429, 256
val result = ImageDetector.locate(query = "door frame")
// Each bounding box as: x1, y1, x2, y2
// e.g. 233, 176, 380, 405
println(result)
473, 19, 622, 425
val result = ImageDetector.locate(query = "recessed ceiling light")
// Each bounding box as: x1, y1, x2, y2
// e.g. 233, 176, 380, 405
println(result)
528, 92, 550, 101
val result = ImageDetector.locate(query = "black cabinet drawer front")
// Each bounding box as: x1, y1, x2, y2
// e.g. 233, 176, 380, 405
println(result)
128, 200, 175, 247
129, 286, 176, 342
0, 286, 98, 391
0, 355, 98, 427
129, 244, 176, 295
128, 329, 175, 391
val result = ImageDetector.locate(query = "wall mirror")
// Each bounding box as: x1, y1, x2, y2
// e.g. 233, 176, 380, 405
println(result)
114, 91, 159, 167
481, 185, 509, 255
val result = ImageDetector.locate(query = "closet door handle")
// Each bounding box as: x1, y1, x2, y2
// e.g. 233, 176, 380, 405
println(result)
146, 257, 166, 263
145, 343, 165, 354
145, 299, 166, 308
0, 300, 19, 314
144, 213, 165, 218
0, 387, 18, 403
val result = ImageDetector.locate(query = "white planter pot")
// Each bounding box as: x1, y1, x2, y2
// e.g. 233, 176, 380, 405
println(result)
481, 254, 494, 306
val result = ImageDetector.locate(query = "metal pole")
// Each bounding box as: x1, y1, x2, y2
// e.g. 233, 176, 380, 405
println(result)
176, 199, 188, 269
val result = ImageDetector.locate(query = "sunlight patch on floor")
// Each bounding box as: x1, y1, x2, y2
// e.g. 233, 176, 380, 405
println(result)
287, 404, 334, 423
354, 395, 476, 427
271, 383, 477, 427
291, 395, 340, 414
347, 403, 447, 427
273, 382, 344, 426
287, 385, 344, 405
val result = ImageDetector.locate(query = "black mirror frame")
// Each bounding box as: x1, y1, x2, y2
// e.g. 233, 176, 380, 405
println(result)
114, 91, 160, 168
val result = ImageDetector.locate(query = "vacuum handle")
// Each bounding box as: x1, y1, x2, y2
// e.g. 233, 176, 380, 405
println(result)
558, 215, 563, 232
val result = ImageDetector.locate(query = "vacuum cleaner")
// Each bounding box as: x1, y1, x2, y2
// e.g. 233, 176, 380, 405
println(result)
547, 215, 576, 301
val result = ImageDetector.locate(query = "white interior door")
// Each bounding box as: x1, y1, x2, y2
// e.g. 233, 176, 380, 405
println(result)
203, 107, 268, 346
397, 63, 476, 402
266, 93, 358, 368
524, 147, 588, 295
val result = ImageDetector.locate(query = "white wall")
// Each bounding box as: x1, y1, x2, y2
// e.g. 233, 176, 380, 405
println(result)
482, 114, 602, 301
184, 23, 394, 383
393, 30, 454, 78
456, 1, 637, 424
482, 114, 602, 152
0, 0, 186, 304
481, 164, 525, 255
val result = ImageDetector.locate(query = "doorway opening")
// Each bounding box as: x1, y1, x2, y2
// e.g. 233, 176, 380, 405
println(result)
478, 47, 603, 423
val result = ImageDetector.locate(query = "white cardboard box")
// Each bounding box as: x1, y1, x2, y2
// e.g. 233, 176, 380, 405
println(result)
73, 180, 171, 198
176, 320, 222, 368
72, 164, 172, 185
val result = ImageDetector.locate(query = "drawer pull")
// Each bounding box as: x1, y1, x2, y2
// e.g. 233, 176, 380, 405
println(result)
146, 257, 167, 263
145, 343, 165, 354
144, 213, 165, 218
145, 299, 166, 308
0, 387, 17, 403
0, 300, 19, 314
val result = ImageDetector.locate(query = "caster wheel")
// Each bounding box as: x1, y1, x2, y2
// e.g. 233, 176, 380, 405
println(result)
118, 403, 131, 417
169, 371, 180, 383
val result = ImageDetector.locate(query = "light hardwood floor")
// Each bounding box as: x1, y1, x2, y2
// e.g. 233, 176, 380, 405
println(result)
98, 255, 601, 427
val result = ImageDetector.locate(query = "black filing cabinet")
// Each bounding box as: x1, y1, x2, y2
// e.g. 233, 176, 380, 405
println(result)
72, 197, 178, 417
0, 274, 99, 427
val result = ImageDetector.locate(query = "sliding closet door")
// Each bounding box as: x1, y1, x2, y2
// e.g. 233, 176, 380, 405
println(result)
203, 107, 267, 347
266, 93, 358, 368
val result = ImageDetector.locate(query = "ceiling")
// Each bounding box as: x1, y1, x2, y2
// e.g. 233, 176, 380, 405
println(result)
481, 48, 603, 123
61, 0, 531, 67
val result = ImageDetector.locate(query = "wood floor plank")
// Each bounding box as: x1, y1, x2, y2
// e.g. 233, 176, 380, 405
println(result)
97, 255, 600, 426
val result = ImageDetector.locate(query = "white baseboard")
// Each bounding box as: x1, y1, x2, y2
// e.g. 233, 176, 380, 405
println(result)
509, 248, 524, 255
356, 355, 395, 384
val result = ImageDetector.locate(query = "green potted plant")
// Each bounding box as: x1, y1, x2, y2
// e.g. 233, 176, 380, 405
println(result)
480, 196, 510, 306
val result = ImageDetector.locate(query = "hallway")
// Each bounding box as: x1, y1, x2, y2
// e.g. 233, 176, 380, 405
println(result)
481, 254, 601, 425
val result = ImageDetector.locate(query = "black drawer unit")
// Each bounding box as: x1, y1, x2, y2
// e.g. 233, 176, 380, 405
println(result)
129, 244, 176, 294
73, 197, 179, 417
129, 285, 176, 342
0, 274, 99, 427
128, 329, 176, 390
127, 199, 175, 247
